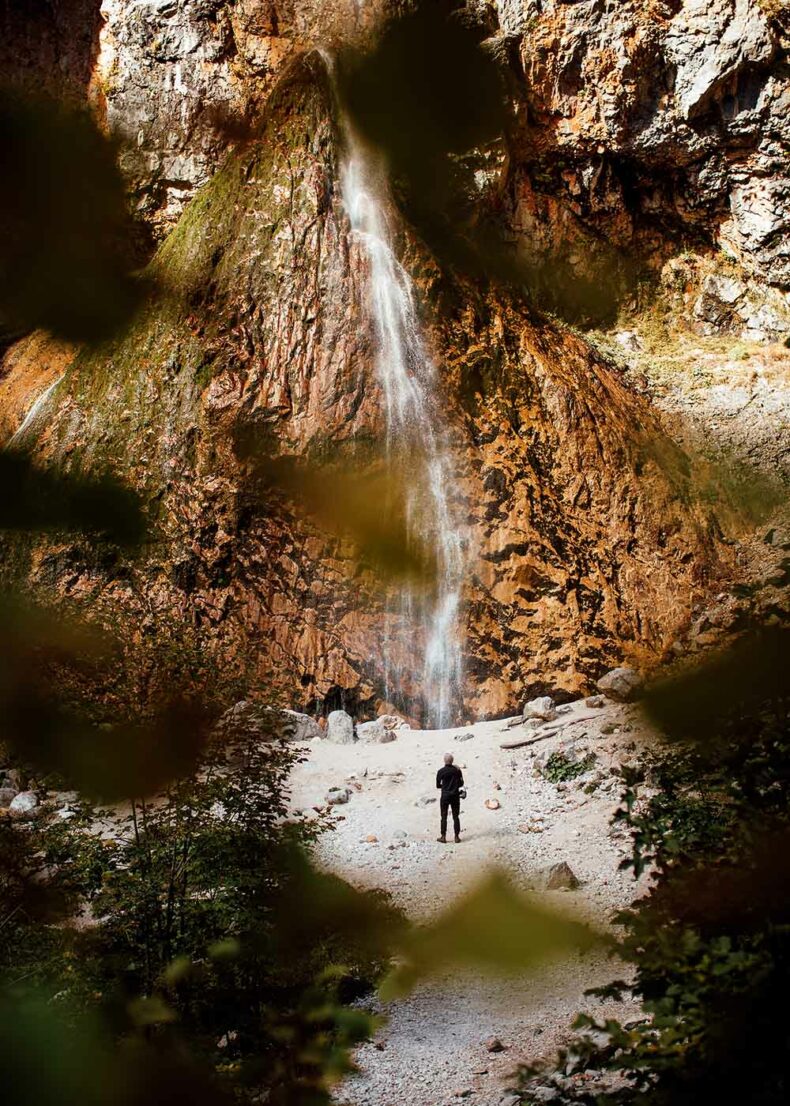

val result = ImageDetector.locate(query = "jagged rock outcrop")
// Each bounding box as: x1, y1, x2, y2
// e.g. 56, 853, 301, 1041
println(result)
483, 0, 790, 297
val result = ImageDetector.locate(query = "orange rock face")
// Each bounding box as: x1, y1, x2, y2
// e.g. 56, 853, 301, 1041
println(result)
0, 56, 730, 722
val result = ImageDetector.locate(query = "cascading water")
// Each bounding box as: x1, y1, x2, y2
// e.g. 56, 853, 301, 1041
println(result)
7, 374, 65, 449
334, 96, 466, 726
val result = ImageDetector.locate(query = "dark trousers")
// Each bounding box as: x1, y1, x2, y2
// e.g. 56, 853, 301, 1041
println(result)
440, 794, 461, 837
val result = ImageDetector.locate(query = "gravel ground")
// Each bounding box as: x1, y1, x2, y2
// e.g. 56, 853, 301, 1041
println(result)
289, 700, 653, 1105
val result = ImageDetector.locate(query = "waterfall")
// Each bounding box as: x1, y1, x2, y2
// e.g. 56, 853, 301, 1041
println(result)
336, 108, 466, 726
7, 374, 65, 448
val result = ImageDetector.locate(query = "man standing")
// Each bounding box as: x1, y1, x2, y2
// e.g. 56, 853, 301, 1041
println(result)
436, 752, 464, 843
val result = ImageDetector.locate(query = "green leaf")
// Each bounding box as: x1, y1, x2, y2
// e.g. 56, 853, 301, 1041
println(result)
127, 995, 178, 1026
381, 870, 599, 999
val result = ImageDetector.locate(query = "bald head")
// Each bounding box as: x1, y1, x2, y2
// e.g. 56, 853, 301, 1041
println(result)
443, 752, 454, 765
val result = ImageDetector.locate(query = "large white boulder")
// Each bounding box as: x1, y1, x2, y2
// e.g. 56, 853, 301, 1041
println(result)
523, 696, 558, 722
326, 709, 355, 744
357, 720, 397, 744
596, 666, 643, 702
280, 709, 322, 743
9, 791, 39, 819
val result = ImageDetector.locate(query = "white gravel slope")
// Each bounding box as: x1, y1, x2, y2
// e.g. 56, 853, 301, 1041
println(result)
289, 700, 652, 1105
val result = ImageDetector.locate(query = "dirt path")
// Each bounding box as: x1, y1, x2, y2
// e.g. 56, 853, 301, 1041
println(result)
289, 699, 651, 1105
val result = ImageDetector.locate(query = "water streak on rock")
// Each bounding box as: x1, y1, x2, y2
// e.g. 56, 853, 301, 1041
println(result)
336, 96, 465, 725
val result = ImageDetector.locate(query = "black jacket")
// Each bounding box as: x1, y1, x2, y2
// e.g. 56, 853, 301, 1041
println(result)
436, 764, 464, 799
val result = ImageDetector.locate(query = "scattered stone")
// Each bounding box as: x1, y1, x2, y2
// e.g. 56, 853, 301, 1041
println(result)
614, 329, 642, 352
485, 798, 501, 810
1, 769, 22, 790
531, 1087, 560, 1103
415, 795, 437, 806
357, 720, 397, 743
378, 713, 408, 730
600, 722, 618, 735
584, 695, 606, 708
500, 1095, 520, 1106
596, 666, 643, 702
493, 781, 501, 790
325, 787, 350, 806
454, 732, 474, 741
485, 1036, 505, 1053
543, 861, 580, 891
280, 709, 322, 742
523, 696, 558, 722
9, 791, 39, 819
53, 790, 79, 809
326, 709, 355, 743
471, 1066, 489, 1076
0, 788, 17, 809
454, 1091, 471, 1099
365, 834, 378, 843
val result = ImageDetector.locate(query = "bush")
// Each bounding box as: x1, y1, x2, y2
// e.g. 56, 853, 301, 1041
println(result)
516, 700, 790, 1106
1, 725, 401, 1103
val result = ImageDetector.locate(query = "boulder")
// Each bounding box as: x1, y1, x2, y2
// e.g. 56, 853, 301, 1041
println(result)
216, 701, 320, 743
325, 787, 350, 806
584, 695, 606, 708
0, 788, 17, 809
377, 713, 408, 730
326, 709, 355, 744
357, 720, 396, 743
543, 861, 580, 891
9, 791, 39, 819
52, 790, 79, 809
280, 709, 322, 742
523, 696, 557, 722
596, 666, 643, 702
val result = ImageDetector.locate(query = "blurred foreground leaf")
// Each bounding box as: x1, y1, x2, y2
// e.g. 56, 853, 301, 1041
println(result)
339, 5, 506, 178
235, 430, 436, 584
0, 88, 146, 343
643, 627, 790, 742
0, 993, 231, 1106
337, 5, 511, 281
0, 452, 145, 546
381, 870, 599, 999
273, 847, 406, 966
0, 597, 209, 798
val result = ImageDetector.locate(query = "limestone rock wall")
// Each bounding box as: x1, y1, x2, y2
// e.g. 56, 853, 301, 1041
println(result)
482, 0, 790, 295
4, 0, 779, 720
1, 51, 727, 719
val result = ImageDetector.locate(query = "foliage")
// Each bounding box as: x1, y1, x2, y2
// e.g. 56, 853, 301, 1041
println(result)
383, 870, 598, 999
0, 88, 145, 343
542, 751, 597, 785
1, 727, 397, 1103
515, 699, 790, 1106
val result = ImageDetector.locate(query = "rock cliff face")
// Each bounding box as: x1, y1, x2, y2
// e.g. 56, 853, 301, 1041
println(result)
4, 0, 786, 720
487, 0, 790, 296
